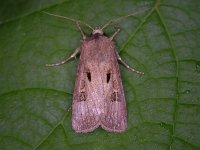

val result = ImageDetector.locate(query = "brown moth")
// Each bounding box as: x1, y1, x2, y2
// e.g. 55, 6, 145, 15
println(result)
45, 11, 145, 133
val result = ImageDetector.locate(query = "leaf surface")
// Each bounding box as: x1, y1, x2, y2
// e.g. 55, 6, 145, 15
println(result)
0, 0, 200, 149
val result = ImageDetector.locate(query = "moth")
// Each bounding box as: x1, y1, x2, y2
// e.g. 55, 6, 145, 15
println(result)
45, 11, 145, 133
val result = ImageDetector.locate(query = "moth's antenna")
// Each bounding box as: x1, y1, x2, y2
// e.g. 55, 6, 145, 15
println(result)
101, 0, 160, 30
101, 9, 149, 30
43, 11, 94, 30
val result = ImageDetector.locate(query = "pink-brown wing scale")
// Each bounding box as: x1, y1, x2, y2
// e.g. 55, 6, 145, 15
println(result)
98, 37, 127, 132
72, 40, 100, 133
72, 35, 127, 133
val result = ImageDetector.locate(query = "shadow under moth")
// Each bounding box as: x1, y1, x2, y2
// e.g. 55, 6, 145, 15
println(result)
44, 8, 151, 133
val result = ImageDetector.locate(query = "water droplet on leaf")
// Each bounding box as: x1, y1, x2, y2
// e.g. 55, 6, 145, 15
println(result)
183, 90, 191, 94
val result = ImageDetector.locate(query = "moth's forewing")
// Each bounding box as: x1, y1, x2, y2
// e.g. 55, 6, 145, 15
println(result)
72, 35, 127, 133
100, 39, 127, 132
72, 41, 100, 133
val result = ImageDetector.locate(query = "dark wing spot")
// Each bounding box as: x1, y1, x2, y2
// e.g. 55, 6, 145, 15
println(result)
107, 73, 111, 83
79, 92, 86, 101
87, 72, 91, 82
111, 92, 120, 102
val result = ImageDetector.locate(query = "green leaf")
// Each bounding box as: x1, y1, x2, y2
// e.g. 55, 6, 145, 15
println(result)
0, 0, 200, 149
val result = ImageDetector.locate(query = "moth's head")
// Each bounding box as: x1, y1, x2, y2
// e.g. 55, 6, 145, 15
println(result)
92, 27, 104, 36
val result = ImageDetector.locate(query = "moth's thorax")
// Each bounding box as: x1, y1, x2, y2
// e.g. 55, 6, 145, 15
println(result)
83, 28, 107, 43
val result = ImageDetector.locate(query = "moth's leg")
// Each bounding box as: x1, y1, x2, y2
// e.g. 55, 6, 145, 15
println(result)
116, 52, 144, 75
67, 106, 72, 112
109, 28, 120, 40
76, 22, 86, 40
46, 48, 80, 67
